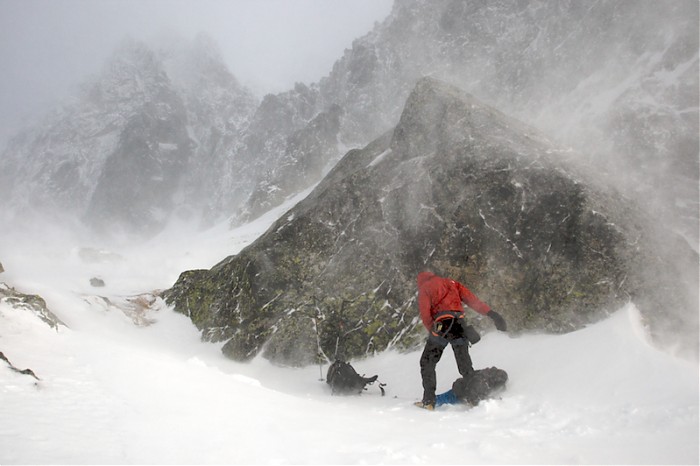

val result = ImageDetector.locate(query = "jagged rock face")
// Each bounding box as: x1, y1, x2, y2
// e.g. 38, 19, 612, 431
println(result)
234, 0, 699, 238
0, 283, 66, 330
233, 83, 335, 223
0, 41, 176, 220
237, 104, 344, 222
1, 2, 695, 240
163, 34, 259, 223
84, 81, 192, 235
315, 0, 699, 239
0, 37, 258, 235
165, 79, 698, 366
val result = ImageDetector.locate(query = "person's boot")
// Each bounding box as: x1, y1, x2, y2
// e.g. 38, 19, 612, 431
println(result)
414, 400, 435, 410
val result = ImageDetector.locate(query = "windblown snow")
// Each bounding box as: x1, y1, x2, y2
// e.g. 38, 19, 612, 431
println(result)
1, 197, 697, 465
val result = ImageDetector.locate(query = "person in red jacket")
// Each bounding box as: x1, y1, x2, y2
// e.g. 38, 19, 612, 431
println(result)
415, 270, 507, 410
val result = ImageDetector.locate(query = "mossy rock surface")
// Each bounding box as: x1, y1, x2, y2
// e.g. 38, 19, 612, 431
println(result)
165, 78, 698, 365
0, 283, 66, 330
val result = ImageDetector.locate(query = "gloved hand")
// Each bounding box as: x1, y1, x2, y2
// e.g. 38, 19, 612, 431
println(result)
487, 310, 507, 331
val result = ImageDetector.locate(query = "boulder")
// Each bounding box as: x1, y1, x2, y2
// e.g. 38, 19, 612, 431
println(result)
90, 277, 106, 287
165, 78, 698, 365
0, 283, 66, 330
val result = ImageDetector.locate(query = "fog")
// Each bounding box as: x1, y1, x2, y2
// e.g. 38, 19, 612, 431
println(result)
0, 0, 696, 363
0, 0, 393, 146
1, 199, 696, 464
0, 4, 697, 461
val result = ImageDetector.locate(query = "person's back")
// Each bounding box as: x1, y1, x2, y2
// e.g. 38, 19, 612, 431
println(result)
417, 272, 491, 329
415, 270, 507, 410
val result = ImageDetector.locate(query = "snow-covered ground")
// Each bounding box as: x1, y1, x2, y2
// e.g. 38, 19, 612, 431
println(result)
1, 198, 698, 465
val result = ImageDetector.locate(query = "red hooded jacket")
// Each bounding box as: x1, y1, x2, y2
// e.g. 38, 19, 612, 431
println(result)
417, 271, 491, 330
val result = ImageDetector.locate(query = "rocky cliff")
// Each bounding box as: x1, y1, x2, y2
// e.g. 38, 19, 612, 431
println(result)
253, 0, 699, 239
0, 37, 259, 236
0, 283, 66, 331
165, 78, 698, 366
1, 1, 695, 242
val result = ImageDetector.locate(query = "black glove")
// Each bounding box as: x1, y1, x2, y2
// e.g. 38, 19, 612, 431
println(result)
487, 310, 507, 332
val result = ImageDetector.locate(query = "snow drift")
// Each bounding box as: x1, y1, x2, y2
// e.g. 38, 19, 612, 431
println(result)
1, 207, 697, 465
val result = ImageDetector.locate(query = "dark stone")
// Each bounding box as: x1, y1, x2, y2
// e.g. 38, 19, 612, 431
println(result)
0, 283, 66, 330
165, 78, 698, 365
90, 277, 106, 287
0, 351, 40, 381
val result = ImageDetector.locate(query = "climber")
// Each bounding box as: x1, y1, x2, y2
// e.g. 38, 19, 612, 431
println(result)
414, 270, 507, 410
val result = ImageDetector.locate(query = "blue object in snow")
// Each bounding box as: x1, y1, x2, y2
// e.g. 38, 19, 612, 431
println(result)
435, 389, 459, 407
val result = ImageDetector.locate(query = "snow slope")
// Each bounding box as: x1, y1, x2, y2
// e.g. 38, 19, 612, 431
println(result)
1, 196, 698, 465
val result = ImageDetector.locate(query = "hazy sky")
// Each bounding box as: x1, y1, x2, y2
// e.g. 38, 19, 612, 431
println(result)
0, 0, 393, 146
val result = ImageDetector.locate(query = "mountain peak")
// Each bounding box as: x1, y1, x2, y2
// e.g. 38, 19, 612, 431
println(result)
105, 38, 163, 77
391, 77, 547, 162
85, 38, 169, 109
165, 76, 698, 365
191, 32, 223, 62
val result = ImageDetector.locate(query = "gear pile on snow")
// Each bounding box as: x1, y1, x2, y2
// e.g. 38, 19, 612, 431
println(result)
326, 360, 381, 395
453, 367, 508, 406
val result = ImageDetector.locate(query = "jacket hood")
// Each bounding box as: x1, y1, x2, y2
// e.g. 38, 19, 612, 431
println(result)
417, 271, 436, 286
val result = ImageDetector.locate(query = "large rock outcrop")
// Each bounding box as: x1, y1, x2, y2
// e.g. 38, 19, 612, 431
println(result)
241, 0, 698, 240
3, 1, 695, 242
0, 37, 259, 237
0, 283, 66, 331
165, 78, 698, 366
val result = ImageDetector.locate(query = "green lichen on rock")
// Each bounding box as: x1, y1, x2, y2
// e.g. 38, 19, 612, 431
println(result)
0, 283, 66, 330
164, 78, 698, 365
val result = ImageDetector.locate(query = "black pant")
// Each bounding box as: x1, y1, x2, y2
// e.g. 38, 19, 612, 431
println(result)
420, 326, 474, 404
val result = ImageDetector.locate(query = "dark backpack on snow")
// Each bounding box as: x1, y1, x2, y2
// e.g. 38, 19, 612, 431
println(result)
452, 366, 508, 405
326, 360, 379, 395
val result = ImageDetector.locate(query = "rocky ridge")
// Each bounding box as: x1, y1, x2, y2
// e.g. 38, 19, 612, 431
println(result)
0, 283, 66, 331
1, 1, 696, 241
165, 78, 698, 366
247, 0, 699, 238
0, 37, 259, 236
